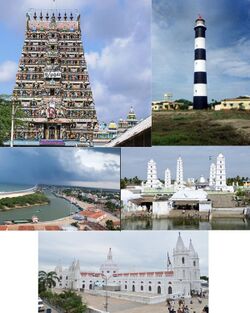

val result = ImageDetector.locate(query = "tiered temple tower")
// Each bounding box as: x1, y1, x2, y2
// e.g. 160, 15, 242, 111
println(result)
215, 153, 227, 190
13, 9, 97, 143
193, 15, 208, 109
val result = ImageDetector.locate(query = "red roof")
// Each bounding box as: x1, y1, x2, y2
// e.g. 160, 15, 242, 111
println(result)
44, 225, 62, 231
18, 225, 35, 231
0, 225, 8, 231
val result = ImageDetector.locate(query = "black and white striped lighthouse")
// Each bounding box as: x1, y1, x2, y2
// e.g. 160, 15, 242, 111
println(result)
193, 15, 208, 109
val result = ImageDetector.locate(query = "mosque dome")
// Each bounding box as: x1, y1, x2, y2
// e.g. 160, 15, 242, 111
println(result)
108, 121, 117, 130
198, 175, 206, 183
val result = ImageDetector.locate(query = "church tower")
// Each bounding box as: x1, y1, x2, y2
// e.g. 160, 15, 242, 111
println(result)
13, 9, 97, 144
215, 153, 227, 190
173, 233, 191, 297
188, 239, 201, 293
100, 248, 119, 278
193, 15, 208, 109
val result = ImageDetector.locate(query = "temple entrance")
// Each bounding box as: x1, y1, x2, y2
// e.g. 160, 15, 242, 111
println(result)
49, 127, 56, 139
44, 125, 61, 139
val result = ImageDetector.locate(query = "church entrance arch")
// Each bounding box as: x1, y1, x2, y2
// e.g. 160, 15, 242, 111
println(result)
168, 286, 172, 294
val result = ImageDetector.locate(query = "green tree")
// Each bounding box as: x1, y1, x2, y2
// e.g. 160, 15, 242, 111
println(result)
38, 271, 59, 293
106, 219, 115, 230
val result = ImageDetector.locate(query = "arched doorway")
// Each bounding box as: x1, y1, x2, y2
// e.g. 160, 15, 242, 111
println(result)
168, 286, 172, 294
132, 285, 135, 292
157, 286, 161, 294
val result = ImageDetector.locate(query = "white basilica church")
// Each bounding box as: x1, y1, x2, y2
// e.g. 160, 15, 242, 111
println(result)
54, 233, 202, 302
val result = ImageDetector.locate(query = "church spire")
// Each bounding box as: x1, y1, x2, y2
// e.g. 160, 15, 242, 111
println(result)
107, 248, 112, 261
176, 232, 185, 251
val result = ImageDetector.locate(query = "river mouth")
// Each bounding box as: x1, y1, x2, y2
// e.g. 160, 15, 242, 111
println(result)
0, 191, 80, 224
121, 217, 250, 230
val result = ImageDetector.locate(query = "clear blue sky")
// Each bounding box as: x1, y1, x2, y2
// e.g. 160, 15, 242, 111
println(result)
0, 0, 151, 122
152, 0, 250, 102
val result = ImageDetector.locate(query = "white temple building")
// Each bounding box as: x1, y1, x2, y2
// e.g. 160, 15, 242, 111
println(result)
54, 233, 203, 302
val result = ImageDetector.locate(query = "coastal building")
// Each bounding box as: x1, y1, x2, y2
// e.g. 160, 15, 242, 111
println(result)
54, 233, 203, 301
193, 15, 208, 109
214, 96, 250, 111
13, 9, 97, 144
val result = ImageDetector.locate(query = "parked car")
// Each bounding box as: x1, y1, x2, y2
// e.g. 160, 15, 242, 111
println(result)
38, 297, 45, 312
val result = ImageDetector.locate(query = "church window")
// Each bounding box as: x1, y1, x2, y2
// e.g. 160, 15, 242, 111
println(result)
141, 285, 143, 291
182, 257, 185, 264
125, 285, 127, 289
168, 286, 172, 294
157, 286, 161, 294
149, 286, 152, 291
193, 261, 196, 267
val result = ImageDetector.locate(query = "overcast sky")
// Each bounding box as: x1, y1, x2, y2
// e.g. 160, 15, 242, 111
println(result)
0, 0, 151, 122
0, 148, 120, 189
39, 231, 208, 275
152, 0, 250, 102
122, 146, 250, 180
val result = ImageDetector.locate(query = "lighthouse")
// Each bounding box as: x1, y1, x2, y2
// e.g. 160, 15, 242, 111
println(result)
193, 15, 208, 109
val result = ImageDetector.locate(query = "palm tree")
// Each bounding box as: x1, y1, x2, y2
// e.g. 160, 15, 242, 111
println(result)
39, 270, 59, 292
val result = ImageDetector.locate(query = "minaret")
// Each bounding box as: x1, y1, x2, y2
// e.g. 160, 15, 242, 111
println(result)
209, 163, 216, 187
146, 159, 162, 189
175, 157, 184, 189
193, 15, 208, 109
188, 239, 201, 292
165, 168, 171, 188
215, 153, 227, 190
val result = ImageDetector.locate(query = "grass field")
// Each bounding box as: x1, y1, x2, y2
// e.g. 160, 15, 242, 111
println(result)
152, 110, 250, 145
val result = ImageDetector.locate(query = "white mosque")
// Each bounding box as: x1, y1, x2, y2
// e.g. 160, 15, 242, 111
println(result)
54, 233, 204, 303
123, 153, 235, 215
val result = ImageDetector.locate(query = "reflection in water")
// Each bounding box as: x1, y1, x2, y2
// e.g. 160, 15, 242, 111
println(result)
122, 217, 250, 230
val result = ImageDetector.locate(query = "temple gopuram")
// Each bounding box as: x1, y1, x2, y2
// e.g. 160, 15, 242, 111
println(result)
13, 9, 97, 146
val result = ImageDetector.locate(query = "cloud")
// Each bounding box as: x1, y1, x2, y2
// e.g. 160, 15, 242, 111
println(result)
39, 231, 208, 275
0, 148, 120, 188
152, 0, 250, 101
0, 61, 17, 83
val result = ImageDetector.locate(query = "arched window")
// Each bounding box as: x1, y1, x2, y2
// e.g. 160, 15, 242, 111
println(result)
89, 284, 92, 290
182, 257, 185, 264
141, 285, 143, 291
193, 261, 196, 267
157, 286, 161, 294
168, 286, 172, 294
149, 286, 152, 292
132, 285, 135, 292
